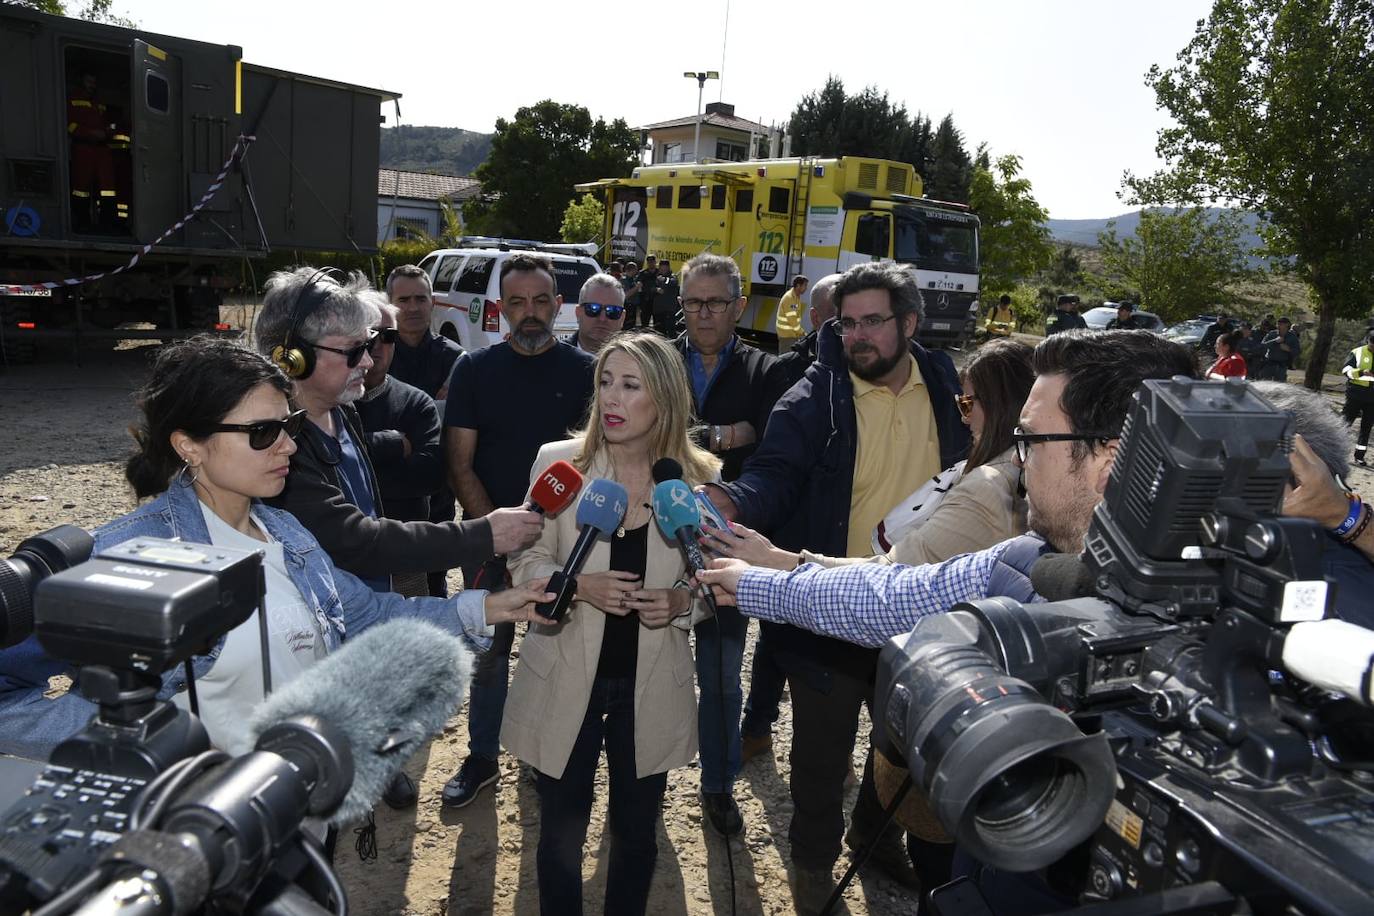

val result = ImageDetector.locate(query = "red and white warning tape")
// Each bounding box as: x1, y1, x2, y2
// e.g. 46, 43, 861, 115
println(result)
1, 134, 256, 296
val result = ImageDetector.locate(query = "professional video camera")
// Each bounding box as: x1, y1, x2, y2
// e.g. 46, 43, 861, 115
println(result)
0, 536, 355, 915
874, 377, 1374, 915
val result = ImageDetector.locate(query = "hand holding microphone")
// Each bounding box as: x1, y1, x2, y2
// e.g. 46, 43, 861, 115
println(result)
485, 460, 583, 555
535, 478, 629, 621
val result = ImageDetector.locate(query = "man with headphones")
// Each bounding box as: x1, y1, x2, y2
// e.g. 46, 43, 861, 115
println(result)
253, 265, 543, 595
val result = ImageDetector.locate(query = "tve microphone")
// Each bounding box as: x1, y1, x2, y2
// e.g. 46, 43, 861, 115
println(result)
529, 459, 583, 516
244, 617, 474, 826
535, 478, 628, 621
652, 478, 709, 576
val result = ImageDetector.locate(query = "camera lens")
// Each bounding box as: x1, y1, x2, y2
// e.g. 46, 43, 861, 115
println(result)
0, 525, 93, 648
880, 637, 1117, 873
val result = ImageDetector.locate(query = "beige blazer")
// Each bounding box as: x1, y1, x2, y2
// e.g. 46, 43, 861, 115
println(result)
501, 438, 700, 780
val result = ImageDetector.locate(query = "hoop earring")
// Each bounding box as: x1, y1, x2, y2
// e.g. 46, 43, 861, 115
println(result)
178, 459, 200, 487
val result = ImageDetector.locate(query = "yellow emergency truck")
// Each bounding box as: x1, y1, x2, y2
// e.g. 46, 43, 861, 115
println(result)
576, 155, 981, 348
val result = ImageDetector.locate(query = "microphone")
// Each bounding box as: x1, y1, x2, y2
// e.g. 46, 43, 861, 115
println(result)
651, 476, 709, 577
243, 617, 474, 826
1030, 552, 1097, 601
528, 459, 583, 516
535, 478, 629, 621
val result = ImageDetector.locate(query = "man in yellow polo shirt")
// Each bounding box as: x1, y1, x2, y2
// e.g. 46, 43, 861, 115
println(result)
702, 260, 968, 911
775, 274, 809, 354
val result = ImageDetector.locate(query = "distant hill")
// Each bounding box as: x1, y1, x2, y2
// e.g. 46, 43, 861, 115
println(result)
380, 125, 492, 177
1046, 207, 1265, 254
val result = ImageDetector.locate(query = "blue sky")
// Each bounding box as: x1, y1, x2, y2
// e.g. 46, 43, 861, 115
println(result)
122, 0, 1217, 219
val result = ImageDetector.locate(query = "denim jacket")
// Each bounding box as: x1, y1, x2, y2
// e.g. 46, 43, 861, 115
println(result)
0, 482, 491, 759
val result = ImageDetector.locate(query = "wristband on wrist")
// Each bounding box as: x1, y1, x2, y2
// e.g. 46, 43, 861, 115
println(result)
1341, 503, 1372, 544
1333, 496, 1364, 537
711, 425, 723, 451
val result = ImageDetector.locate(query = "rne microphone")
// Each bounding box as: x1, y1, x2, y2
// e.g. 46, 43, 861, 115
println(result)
243, 617, 474, 826
535, 478, 628, 622
528, 459, 583, 516
651, 474, 708, 576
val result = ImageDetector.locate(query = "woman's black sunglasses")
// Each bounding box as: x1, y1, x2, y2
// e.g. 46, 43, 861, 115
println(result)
581, 302, 625, 319
310, 329, 380, 367
211, 409, 308, 450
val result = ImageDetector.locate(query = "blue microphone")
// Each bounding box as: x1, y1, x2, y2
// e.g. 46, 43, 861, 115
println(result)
535, 478, 628, 621
652, 476, 709, 576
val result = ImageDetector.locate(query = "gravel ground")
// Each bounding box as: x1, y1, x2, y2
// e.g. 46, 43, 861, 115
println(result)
3, 342, 1368, 916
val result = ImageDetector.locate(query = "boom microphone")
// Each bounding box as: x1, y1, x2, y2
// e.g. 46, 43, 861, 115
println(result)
243, 617, 474, 825
535, 478, 628, 622
1029, 552, 1096, 602
528, 459, 583, 515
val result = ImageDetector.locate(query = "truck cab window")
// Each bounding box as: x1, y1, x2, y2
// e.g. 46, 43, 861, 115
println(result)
856, 213, 891, 258
145, 72, 169, 113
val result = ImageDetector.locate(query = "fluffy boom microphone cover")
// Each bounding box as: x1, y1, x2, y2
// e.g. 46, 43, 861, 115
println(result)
244, 618, 474, 825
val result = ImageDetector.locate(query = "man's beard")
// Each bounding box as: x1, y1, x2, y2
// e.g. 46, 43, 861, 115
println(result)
512, 317, 553, 351
336, 372, 368, 406
1025, 477, 1098, 553
846, 341, 905, 381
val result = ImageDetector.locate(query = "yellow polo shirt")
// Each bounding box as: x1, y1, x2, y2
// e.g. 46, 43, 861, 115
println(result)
847, 355, 942, 556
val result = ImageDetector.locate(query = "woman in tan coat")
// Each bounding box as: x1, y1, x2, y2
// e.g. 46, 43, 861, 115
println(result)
504, 331, 720, 916
705, 338, 1034, 570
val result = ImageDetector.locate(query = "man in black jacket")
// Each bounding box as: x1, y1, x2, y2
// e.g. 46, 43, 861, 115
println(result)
1045, 294, 1087, 335
673, 253, 792, 838
702, 260, 970, 911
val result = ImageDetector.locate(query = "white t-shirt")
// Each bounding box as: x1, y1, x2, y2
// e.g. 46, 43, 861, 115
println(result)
174, 504, 328, 751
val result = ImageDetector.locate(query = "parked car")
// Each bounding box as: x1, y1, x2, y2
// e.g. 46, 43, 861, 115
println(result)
419, 238, 601, 351
1164, 315, 1238, 348
1083, 305, 1165, 332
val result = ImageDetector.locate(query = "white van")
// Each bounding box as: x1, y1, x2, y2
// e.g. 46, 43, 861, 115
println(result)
418, 239, 601, 351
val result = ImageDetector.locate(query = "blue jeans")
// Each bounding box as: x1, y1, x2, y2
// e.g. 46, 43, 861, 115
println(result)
536, 676, 668, 916
467, 620, 514, 759
695, 602, 746, 793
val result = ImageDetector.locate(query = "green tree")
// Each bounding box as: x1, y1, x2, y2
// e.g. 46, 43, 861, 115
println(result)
925, 114, 973, 203
1093, 207, 1255, 322
560, 195, 604, 245
969, 152, 1052, 299
463, 101, 639, 240
4, 0, 135, 25
1036, 245, 1086, 313
1128, 0, 1374, 388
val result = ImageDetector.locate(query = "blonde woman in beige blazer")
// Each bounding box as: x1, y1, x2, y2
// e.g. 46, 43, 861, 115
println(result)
504, 331, 720, 916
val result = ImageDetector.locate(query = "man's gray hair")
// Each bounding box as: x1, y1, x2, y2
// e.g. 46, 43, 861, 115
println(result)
679, 253, 743, 301
833, 260, 926, 326
385, 263, 431, 298
1249, 380, 1353, 479
252, 266, 375, 357
810, 273, 842, 315
579, 272, 625, 304
361, 289, 394, 324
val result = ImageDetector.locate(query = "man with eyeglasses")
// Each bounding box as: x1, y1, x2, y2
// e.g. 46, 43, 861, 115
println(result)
564, 272, 627, 355
698, 259, 968, 908
670, 253, 791, 841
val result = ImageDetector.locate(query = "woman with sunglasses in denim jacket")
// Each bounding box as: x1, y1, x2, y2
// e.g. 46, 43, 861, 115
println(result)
0, 337, 553, 759
704, 338, 1036, 571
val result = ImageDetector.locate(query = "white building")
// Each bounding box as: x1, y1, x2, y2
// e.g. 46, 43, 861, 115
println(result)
639, 102, 773, 165
376, 169, 482, 243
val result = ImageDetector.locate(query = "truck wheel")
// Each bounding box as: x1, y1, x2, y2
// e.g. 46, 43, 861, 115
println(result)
177, 286, 223, 331
0, 300, 36, 365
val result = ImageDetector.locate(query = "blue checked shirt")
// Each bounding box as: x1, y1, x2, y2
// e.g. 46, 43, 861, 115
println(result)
735, 541, 1019, 647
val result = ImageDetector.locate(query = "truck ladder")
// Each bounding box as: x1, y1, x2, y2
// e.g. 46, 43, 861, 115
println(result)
788, 158, 813, 279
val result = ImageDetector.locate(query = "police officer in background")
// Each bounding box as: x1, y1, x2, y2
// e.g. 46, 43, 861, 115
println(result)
1342, 329, 1374, 466
1105, 302, 1142, 330
1045, 294, 1087, 335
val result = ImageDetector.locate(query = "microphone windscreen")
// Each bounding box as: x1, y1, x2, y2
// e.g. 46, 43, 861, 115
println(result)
652, 457, 684, 484
531, 460, 583, 515
652, 479, 701, 540
574, 478, 630, 533
1029, 553, 1096, 601
244, 618, 473, 826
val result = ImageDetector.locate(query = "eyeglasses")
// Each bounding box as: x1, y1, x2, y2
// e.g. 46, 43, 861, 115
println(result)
838, 314, 898, 336
955, 394, 979, 418
310, 329, 379, 367
210, 409, 307, 450
581, 302, 626, 319
1012, 426, 1116, 464
681, 297, 735, 314
372, 327, 399, 345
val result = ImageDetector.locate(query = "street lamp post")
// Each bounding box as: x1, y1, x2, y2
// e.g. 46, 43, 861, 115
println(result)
683, 70, 719, 163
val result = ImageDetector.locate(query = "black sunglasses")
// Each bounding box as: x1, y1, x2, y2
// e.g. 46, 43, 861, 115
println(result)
310, 329, 379, 367
210, 409, 307, 450
372, 327, 399, 345
581, 302, 625, 320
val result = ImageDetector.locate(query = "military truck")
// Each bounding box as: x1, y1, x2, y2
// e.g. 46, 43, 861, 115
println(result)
0, 6, 397, 361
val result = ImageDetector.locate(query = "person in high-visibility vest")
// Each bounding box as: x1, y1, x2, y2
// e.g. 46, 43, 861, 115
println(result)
67, 73, 116, 231
107, 102, 133, 226
774, 274, 808, 354
1342, 329, 1374, 466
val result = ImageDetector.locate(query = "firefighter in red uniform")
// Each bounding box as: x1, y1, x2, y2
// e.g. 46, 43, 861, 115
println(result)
107, 103, 133, 228
68, 73, 116, 230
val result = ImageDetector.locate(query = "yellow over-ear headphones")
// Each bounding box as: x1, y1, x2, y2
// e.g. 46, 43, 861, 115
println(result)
270, 267, 345, 380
